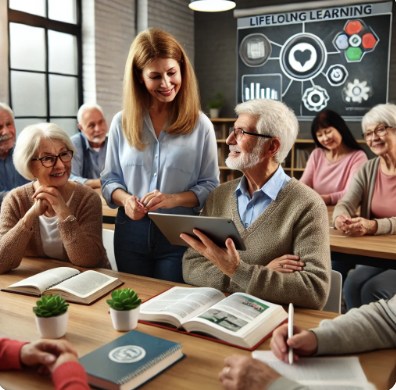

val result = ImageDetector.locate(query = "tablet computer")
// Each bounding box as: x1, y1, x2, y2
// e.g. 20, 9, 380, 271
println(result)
148, 212, 246, 251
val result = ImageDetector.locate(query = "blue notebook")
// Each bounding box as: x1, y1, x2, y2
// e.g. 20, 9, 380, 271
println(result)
79, 330, 184, 390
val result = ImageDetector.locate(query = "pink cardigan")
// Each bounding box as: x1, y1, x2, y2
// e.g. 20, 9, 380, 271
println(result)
300, 148, 367, 204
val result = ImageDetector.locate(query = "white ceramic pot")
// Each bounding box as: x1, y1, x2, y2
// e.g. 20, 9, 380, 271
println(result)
35, 311, 69, 339
209, 108, 220, 118
110, 306, 140, 331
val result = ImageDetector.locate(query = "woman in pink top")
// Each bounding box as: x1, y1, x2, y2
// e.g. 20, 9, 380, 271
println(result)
333, 103, 396, 310
301, 110, 367, 205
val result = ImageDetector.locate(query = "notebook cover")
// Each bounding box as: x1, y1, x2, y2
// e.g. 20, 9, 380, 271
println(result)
79, 330, 183, 387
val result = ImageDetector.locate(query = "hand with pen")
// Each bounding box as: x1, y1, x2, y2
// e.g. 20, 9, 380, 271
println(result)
270, 324, 318, 363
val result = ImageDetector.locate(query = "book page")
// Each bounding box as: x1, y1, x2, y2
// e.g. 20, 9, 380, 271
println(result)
7, 267, 80, 293
252, 351, 373, 389
47, 270, 118, 298
193, 293, 279, 335
140, 287, 225, 324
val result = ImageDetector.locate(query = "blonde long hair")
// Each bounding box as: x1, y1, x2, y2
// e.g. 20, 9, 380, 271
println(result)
122, 29, 201, 150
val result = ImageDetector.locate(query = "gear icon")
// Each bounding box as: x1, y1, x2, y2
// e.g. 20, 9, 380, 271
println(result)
302, 86, 329, 112
343, 79, 371, 103
326, 64, 348, 87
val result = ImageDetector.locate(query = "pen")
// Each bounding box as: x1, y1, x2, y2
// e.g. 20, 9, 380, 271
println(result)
288, 303, 294, 365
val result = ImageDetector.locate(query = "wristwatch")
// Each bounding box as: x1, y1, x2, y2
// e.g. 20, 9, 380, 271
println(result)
63, 215, 77, 223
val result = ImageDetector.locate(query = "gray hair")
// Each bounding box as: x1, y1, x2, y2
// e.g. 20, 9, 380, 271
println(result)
13, 123, 75, 180
77, 103, 104, 124
0, 102, 14, 119
362, 103, 396, 133
234, 99, 299, 163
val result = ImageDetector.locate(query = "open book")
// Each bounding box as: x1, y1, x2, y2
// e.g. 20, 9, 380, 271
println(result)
2, 267, 123, 304
139, 287, 288, 350
252, 351, 375, 390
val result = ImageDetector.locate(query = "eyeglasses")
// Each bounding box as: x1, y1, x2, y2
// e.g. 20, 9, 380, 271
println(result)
362, 125, 392, 141
31, 150, 74, 168
229, 127, 273, 141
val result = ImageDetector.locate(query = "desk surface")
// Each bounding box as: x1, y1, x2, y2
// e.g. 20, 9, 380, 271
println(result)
1, 259, 395, 390
102, 204, 117, 217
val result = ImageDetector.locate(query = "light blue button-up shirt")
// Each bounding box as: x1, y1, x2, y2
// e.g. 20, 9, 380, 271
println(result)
235, 165, 290, 228
0, 146, 29, 205
70, 132, 108, 184
101, 111, 219, 215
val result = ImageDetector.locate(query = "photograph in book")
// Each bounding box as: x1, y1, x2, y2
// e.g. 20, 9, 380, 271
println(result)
2, 267, 123, 304
139, 286, 288, 349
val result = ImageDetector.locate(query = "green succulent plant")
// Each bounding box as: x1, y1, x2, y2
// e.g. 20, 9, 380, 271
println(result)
33, 294, 69, 318
106, 288, 141, 311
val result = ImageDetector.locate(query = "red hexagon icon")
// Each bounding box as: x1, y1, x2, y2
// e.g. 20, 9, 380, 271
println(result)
345, 20, 363, 36
362, 33, 377, 49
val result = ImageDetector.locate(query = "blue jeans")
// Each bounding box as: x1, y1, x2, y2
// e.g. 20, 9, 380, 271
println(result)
114, 208, 186, 283
344, 265, 396, 310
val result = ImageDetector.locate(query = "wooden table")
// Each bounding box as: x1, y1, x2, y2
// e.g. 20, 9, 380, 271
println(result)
102, 204, 117, 227
327, 206, 396, 269
1, 259, 395, 390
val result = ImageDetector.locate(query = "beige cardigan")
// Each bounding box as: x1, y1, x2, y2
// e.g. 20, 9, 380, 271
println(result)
0, 182, 109, 274
183, 178, 331, 310
333, 157, 396, 235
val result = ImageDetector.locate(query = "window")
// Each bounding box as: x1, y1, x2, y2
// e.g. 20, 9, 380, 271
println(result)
8, 0, 82, 136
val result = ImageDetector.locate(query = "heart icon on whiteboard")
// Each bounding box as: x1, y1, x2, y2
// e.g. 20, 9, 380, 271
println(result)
289, 43, 317, 72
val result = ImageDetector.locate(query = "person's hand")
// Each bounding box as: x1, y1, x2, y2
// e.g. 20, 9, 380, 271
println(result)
266, 255, 304, 273
219, 355, 281, 390
124, 195, 147, 220
334, 214, 352, 232
141, 190, 176, 211
270, 324, 318, 363
321, 194, 331, 205
46, 352, 79, 374
30, 198, 52, 218
343, 217, 377, 236
180, 229, 240, 277
32, 186, 70, 220
20, 339, 78, 368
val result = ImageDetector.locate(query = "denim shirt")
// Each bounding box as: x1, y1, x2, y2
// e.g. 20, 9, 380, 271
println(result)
70, 132, 108, 184
0, 146, 30, 205
101, 111, 219, 215
234, 165, 291, 228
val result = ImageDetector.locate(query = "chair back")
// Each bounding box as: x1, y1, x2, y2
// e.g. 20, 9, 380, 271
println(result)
323, 270, 342, 313
102, 229, 117, 271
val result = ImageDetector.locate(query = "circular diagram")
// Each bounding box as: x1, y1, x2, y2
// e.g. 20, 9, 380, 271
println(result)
280, 33, 327, 81
239, 33, 272, 67
326, 64, 348, 87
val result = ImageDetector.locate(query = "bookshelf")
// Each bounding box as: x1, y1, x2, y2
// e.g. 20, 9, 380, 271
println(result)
211, 118, 369, 183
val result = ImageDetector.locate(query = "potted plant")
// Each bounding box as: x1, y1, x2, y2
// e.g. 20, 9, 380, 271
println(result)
208, 92, 224, 119
33, 295, 69, 339
107, 288, 141, 331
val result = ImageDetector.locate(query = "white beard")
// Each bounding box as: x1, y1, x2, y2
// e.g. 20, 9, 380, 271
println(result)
225, 140, 265, 170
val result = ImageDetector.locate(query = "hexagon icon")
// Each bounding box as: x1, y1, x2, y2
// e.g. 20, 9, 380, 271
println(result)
345, 20, 363, 35
346, 47, 363, 62
326, 65, 349, 87
362, 33, 377, 50
334, 33, 349, 50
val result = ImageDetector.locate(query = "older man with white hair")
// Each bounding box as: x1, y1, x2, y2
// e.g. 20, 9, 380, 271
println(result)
0, 103, 29, 206
70, 103, 108, 192
182, 99, 330, 310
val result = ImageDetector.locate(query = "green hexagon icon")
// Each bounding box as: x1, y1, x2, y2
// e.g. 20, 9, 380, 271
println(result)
346, 47, 363, 62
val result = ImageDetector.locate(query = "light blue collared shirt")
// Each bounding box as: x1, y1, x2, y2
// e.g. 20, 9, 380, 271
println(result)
0, 146, 29, 205
101, 111, 219, 214
70, 132, 108, 184
235, 165, 290, 228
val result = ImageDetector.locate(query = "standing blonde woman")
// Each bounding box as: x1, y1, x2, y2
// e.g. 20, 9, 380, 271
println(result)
101, 29, 219, 282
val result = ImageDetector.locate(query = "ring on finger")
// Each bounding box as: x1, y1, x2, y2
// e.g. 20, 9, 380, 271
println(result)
225, 366, 231, 375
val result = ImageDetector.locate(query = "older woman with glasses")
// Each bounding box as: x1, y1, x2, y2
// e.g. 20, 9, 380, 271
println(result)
333, 103, 396, 310
0, 123, 109, 274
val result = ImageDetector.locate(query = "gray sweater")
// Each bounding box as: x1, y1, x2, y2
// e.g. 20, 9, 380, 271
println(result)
333, 157, 396, 235
183, 178, 331, 310
268, 295, 396, 390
